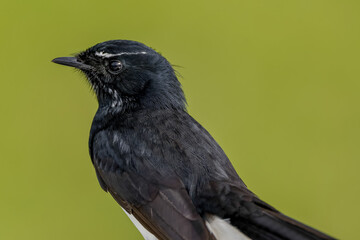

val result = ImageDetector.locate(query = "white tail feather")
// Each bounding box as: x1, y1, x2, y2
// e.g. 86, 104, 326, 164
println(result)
205, 215, 251, 240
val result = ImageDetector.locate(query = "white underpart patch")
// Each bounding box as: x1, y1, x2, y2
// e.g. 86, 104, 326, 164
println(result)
121, 208, 158, 240
95, 51, 148, 58
206, 215, 252, 240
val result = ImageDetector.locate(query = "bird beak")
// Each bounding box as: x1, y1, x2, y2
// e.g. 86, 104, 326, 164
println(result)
52, 57, 92, 70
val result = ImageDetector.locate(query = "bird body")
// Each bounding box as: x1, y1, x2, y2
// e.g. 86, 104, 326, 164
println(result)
53, 40, 335, 240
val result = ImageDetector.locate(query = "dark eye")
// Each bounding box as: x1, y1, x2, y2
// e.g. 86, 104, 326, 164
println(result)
108, 60, 123, 74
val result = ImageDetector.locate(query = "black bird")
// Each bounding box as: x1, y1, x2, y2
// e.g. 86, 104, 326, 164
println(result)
52, 40, 335, 240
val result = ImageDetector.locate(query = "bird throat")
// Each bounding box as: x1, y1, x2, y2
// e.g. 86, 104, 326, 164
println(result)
98, 88, 138, 115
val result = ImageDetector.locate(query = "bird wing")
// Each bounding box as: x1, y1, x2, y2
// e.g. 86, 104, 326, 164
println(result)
161, 111, 336, 240
91, 129, 213, 240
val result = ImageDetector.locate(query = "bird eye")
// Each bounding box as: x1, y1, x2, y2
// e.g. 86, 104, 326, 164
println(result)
108, 60, 123, 74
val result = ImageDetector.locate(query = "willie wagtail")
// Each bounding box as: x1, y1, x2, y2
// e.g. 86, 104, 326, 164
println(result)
52, 40, 335, 240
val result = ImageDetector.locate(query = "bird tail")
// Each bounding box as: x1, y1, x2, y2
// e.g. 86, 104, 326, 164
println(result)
231, 200, 336, 240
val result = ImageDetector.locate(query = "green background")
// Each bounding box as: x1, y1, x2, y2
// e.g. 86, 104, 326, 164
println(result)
1, 0, 359, 239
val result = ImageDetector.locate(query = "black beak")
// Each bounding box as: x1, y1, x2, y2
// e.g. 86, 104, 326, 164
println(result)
52, 57, 92, 70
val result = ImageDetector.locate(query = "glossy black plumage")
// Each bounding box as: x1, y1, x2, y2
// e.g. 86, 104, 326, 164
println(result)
53, 40, 336, 240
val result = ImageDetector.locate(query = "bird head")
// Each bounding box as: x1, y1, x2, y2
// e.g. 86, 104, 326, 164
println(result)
52, 40, 186, 111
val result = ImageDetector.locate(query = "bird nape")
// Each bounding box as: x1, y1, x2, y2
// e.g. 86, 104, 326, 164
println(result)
52, 40, 335, 240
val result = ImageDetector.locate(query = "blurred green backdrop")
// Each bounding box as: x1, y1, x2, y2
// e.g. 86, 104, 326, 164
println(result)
1, 0, 359, 239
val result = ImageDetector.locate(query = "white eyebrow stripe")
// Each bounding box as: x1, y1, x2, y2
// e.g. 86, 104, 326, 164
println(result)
95, 51, 147, 58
